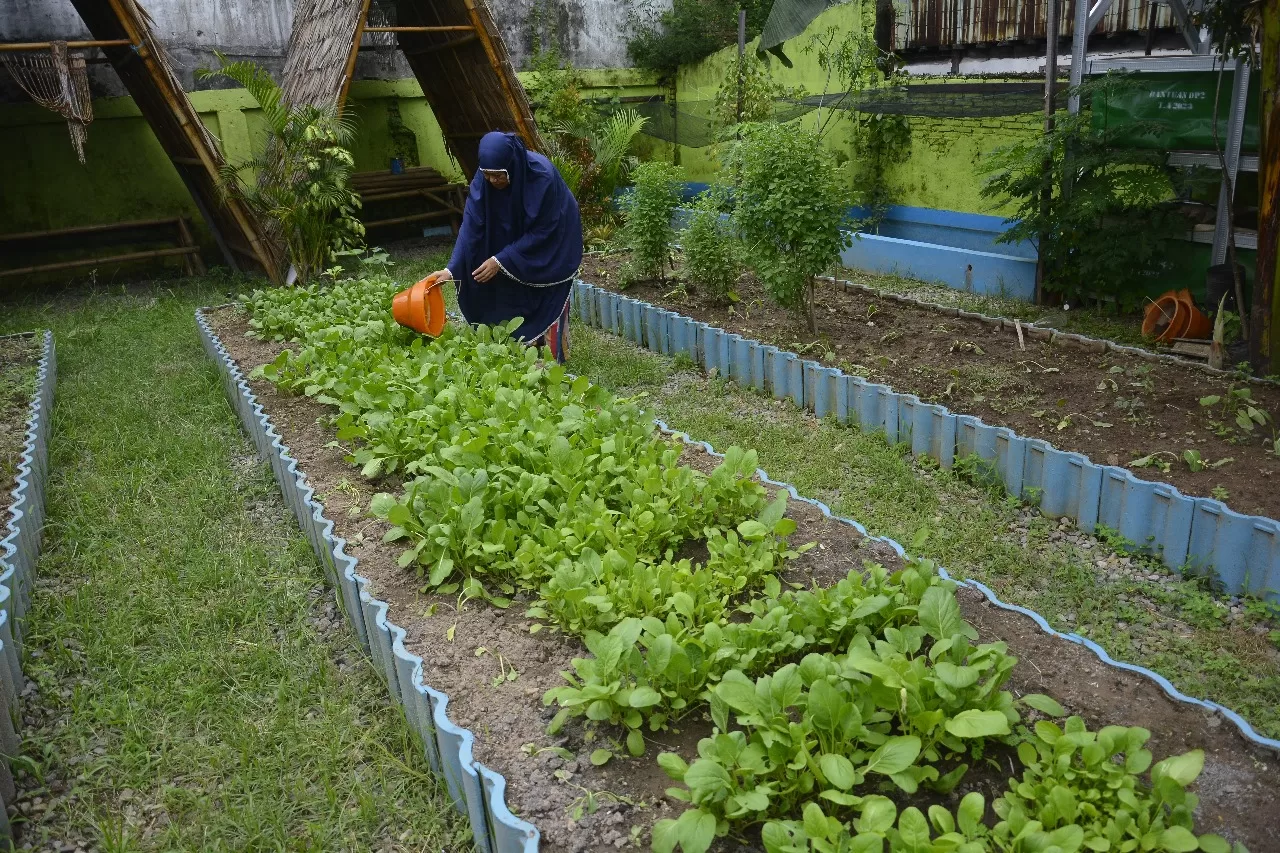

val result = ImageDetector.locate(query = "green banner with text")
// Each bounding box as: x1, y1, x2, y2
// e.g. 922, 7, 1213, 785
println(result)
1092, 71, 1260, 153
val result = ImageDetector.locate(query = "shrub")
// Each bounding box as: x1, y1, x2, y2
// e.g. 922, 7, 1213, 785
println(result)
980, 74, 1184, 310
621, 162, 685, 285
681, 187, 740, 303
196, 54, 364, 285
727, 123, 851, 330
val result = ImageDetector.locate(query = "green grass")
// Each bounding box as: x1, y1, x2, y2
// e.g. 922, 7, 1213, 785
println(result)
568, 323, 1280, 740
0, 279, 471, 851
838, 268, 1156, 351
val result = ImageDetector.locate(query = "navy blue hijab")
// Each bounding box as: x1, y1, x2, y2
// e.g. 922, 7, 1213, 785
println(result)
448, 132, 583, 341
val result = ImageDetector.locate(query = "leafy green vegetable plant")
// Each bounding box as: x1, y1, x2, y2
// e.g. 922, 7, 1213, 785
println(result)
994, 717, 1238, 853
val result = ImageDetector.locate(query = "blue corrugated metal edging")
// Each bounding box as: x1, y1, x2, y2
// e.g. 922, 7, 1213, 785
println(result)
0, 330, 57, 838
196, 310, 539, 853
572, 278, 1280, 602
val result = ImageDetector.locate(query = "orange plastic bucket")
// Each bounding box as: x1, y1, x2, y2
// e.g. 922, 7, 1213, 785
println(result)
392, 273, 448, 337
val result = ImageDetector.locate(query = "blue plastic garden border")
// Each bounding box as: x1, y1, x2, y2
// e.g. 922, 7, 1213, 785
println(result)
573, 278, 1280, 753
574, 278, 1280, 601
0, 330, 57, 838
196, 310, 539, 853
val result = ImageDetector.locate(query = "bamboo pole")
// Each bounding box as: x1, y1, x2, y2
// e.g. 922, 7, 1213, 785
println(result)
0, 245, 198, 278
338, 0, 374, 109
363, 210, 454, 229
176, 216, 206, 275
102, 0, 279, 281
363, 26, 474, 32
0, 217, 183, 241
461, 0, 538, 149
0, 39, 131, 52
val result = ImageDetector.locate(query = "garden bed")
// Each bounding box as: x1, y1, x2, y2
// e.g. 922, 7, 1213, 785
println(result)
0, 329, 55, 840
205, 301, 1279, 853
582, 253, 1280, 525
0, 334, 41, 524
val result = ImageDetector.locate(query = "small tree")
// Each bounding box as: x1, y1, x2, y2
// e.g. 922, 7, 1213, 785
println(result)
681, 186, 740, 303
980, 74, 1184, 312
620, 162, 685, 285
727, 123, 851, 331
196, 54, 364, 285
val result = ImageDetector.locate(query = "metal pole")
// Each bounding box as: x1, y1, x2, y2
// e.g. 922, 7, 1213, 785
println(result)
1211, 57, 1251, 266
1038, 0, 1060, 304
1068, 0, 1089, 114
737, 9, 746, 126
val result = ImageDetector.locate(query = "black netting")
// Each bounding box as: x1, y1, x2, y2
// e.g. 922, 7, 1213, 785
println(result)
609, 81, 1056, 148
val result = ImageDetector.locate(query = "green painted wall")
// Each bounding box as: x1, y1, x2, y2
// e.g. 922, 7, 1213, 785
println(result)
0, 70, 660, 271
667, 0, 1035, 217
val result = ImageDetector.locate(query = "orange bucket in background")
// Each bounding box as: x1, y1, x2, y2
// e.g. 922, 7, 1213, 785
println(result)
392, 273, 448, 337
1142, 288, 1210, 343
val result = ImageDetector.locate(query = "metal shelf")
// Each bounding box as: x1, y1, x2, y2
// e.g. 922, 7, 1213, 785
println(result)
1085, 55, 1228, 74
1168, 150, 1260, 172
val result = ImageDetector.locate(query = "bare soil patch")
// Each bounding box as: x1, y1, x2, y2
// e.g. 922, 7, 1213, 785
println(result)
1, 333, 40, 524
582, 254, 1280, 525
205, 306, 1280, 852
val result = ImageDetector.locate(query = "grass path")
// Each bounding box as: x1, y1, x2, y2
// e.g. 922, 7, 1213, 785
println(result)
1, 283, 469, 852
569, 323, 1280, 740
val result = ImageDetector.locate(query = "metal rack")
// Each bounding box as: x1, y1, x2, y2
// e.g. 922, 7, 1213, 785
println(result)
1068, 1, 1253, 264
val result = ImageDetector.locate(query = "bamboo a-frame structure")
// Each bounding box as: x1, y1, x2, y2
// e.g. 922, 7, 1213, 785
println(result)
280, 0, 541, 174
53, 0, 279, 280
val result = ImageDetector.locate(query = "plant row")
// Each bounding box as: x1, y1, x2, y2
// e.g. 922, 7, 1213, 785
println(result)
242, 280, 1243, 853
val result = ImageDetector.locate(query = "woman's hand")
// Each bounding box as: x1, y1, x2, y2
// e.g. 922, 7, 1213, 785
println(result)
473, 257, 501, 283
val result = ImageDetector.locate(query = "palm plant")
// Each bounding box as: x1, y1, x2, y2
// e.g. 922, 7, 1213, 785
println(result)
544, 108, 648, 224
196, 54, 365, 284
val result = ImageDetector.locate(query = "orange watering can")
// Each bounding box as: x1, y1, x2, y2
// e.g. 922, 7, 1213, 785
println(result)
392, 273, 448, 337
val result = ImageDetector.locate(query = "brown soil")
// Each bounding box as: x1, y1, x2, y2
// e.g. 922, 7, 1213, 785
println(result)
204, 306, 1280, 852
582, 254, 1280, 524
1, 333, 40, 525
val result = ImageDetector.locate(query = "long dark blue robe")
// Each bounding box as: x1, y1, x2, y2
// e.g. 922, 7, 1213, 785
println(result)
447, 132, 583, 342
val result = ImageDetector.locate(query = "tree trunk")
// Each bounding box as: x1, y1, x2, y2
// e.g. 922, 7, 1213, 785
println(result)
806, 277, 817, 333
1255, 0, 1280, 372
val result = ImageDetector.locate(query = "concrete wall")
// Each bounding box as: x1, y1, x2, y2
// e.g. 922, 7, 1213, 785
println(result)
0, 0, 652, 103
0, 70, 661, 262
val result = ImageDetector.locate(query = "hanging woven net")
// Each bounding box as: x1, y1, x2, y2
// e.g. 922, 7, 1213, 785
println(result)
2, 41, 94, 163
